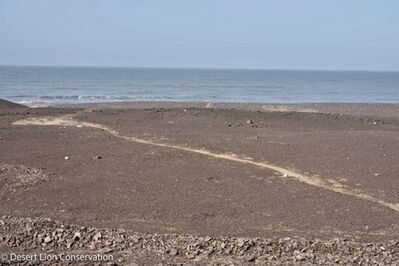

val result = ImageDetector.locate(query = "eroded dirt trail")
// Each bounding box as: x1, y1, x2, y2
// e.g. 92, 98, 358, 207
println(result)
13, 115, 399, 213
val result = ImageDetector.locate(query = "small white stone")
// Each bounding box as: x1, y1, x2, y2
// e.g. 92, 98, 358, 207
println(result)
64, 156, 69, 160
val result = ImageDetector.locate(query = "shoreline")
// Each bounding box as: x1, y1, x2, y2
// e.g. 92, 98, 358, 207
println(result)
20, 100, 399, 118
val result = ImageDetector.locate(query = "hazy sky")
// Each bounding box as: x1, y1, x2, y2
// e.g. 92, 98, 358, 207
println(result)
0, 0, 398, 70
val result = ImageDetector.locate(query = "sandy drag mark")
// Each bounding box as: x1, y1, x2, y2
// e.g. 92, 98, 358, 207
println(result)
13, 115, 399, 213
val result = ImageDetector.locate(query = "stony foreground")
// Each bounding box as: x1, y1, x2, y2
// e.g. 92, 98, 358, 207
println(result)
0, 216, 398, 265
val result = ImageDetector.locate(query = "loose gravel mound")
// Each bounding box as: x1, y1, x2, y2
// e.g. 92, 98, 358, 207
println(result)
0, 216, 398, 265
0, 164, 48, 192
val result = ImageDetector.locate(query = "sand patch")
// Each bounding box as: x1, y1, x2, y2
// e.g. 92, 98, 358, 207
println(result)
13, 115, 399, 213
0, 164, 48, 192
261, 105, 318, 113
206, 102, 215, 108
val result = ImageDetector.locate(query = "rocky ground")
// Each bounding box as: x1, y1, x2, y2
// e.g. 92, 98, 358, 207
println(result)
1, 100, 399, 265
0, 165, 49, 193
1, 216, 398, 265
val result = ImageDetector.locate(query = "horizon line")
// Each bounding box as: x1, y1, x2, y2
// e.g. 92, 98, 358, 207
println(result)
1, 64, 399, 73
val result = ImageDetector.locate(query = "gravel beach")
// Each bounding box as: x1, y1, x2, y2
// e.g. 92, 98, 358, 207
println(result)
1, 100, 398, 265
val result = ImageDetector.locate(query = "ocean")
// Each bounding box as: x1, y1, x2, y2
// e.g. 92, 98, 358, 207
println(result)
1, 66, 398, 104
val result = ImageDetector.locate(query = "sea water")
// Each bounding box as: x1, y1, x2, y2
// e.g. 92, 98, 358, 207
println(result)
1, 66, 398, 104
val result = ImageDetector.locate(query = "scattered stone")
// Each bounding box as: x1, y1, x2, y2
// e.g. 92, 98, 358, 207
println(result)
98, 247, 113, 254
169, 248, 178, 256
93, 232, 102, 241
93, 155, 102, 160
0, 215, 397, 265
295, 254, 306, 261
73, 231, 81, 241
64, 156, 69, 160
0, 164, 49, 192
245, 255, 256, 262
237, 238, 245, 247
186, 253, 196, 259
246, 119, 253, 125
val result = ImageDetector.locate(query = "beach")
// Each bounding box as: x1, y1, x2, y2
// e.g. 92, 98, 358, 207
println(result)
1, 100, 399, 265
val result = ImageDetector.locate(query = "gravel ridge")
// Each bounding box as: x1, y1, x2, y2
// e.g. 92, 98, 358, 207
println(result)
0, 216, 398, 265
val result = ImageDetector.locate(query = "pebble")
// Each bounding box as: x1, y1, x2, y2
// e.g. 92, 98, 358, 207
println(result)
295, 254, 306, 261
237, 239, 245, 247
73, 231, 81, 241
169, 248, 178, 256
98, 247, 113, 254
0, 215, 397, 265
93, 232, 102, 241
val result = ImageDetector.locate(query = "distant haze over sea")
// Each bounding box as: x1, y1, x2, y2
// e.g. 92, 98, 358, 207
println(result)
1, 66, 399, 104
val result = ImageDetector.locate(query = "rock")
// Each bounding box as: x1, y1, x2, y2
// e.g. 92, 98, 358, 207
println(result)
98, 247, 113, 254
44, 236, 52, 243
93, 232, 102, 241
93, 155, 102, 160
66, 240, 73, 249
295, 254, 306, 261
246, 119, 253, 124
237, 239, 246, 247
186, 253, 196, 259
73, 231, 81, 241
245, 255, 256, 262
169, 248, 178, 256
64, 156, 69, 160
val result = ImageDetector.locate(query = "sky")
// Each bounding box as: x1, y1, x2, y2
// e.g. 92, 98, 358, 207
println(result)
0, 0, 398, 70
